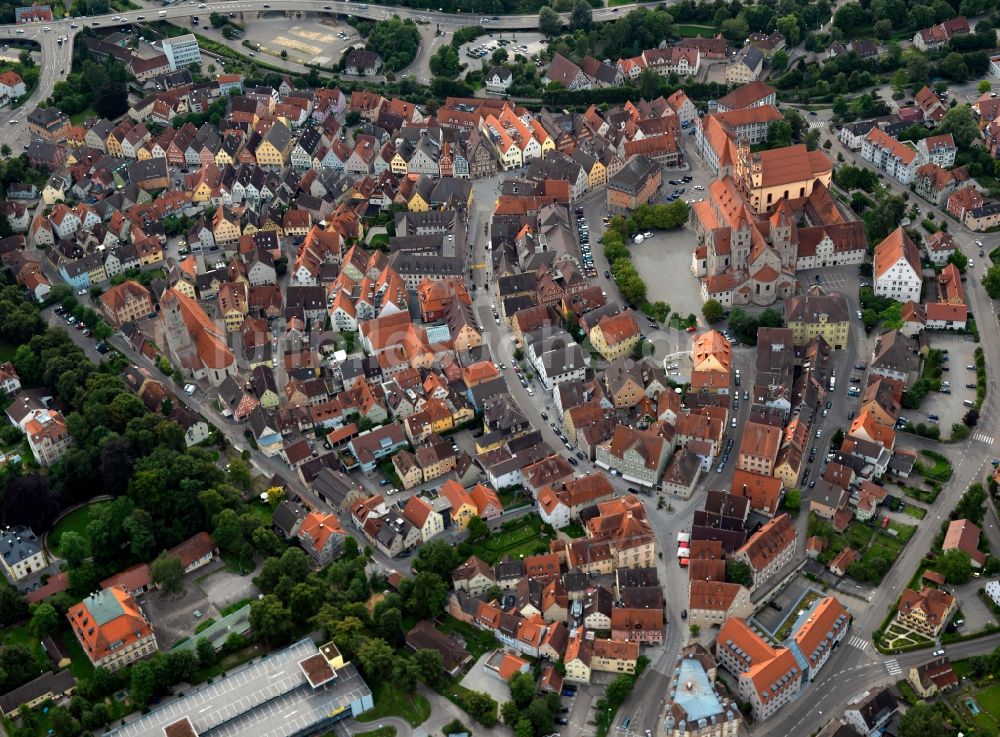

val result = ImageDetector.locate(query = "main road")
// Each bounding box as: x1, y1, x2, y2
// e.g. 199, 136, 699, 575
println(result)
0, 0, 659, 149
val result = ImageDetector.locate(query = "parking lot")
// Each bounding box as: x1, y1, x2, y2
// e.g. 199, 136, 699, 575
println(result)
457, 31, 546, 64
626, 158, 713, 323
242, 18, 357, 65
908, 332, 980, 437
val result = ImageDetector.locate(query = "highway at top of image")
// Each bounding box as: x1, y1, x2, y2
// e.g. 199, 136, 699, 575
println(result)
0, 0, 666, 149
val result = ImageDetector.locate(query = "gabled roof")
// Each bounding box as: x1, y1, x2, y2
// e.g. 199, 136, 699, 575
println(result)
874, 227, 921, 280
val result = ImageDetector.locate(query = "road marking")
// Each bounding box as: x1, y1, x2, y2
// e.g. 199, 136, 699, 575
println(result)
884, 659, 901, 676
974, 432, 992, 443
847, 635, 869, 651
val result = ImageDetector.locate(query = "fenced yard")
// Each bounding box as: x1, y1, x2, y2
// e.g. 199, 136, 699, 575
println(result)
466, 514, 554, 564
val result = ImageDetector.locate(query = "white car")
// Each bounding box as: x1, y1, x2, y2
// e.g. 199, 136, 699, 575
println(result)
693, 184, 705, 190
183, 383, 197, 395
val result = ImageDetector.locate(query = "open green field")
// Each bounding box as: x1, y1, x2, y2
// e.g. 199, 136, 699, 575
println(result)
48, 500, 110, 556
969, 683, 1000, 733
676, 23, 717, 37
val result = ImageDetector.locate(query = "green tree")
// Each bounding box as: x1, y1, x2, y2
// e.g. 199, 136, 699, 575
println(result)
464, 690, 498, 727
429, 45, 462, 78
983, 264, 1000, 298
526, 698, 555, 735
570, 0, 592, 31
834, 2, 867, 32
195, 637, 217, 668
766, 120, 793, 148
689, 624, 701, 636
413, 539, 461, 578
30, 602, 59, 638
891, 69, 908, 96
783, 488, 801, 514
413, 648, 445, 688
539, 6, 562, 36
358, 637, 395, 681
366, 17, 422, 71
466, 514, 489, 542
898, 702, 946, 737
501, 699, 520, 725
771, 49, 789, 71
720, 15, 749, 43
939, 52, 968, 81
726, 560, 753, 586
374, 606, 404, 647
702, 299, 724, 324
404, 571, 449, 619
514, 718, 533, 737
249, 594, 293, 646
58, 530, 89, 569
978, 80, 992, 94
937, 104, 979, 149
775, 14, 801, 46
508, 671, 535, 708
129, 660, 157, 708
442, 719, 468, 737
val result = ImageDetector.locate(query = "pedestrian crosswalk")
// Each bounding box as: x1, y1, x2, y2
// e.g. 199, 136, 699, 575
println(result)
847, 635, 870, 651
973, 432, 993, 444
885, 659, 901, 676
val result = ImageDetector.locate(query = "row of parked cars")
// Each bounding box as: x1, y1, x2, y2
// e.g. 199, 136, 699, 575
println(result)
575, 208, 597, 277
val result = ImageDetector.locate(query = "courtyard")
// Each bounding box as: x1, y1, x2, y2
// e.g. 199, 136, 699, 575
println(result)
139, 560, 259, 649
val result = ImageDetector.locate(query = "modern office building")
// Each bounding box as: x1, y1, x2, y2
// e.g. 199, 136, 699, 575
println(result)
161, 33, 201, 72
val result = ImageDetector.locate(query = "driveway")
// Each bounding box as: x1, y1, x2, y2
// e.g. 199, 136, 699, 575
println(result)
457, 652, 501, 695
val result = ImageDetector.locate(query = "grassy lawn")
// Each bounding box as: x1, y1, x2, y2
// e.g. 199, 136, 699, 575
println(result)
916, 450, 953, 482
247, 501, 274, 526
904, 503, 927, 520
888, 521, 917, 543
356, 680, 431, 728
675, 23, 717, 36
60, 629, 95, 680
562, 520, 586, 539
466, 514, 553, 565
69, 107, 97, 125
437, 616, 497, 661
952, 658, 975, 680
497, 486, 530, 510
896, 679, 919, 705
369, 233, 390, 249
48, 500, 111, 556
973, 683, 1000, 733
